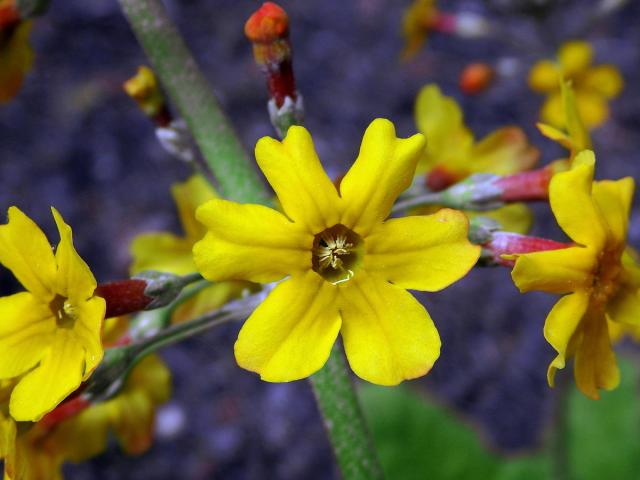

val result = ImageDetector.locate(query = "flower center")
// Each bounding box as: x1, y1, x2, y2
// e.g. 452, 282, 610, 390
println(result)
49, 295, 78, 329
592, 248, 623, 307
312, 224, 363, 285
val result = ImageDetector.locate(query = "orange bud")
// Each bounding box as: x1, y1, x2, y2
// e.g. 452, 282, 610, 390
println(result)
459, 62, 494, 95
244, 2, 289, 44
0, 0, 19, 30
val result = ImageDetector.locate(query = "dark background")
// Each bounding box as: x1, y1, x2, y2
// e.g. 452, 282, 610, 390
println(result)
1, 0, 639, 478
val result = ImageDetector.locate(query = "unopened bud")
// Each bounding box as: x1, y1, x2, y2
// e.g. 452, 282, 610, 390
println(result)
459, 62, 494, 95
245, 2, 297, 109
123, 66, 170, 126
0, 0, 19, 29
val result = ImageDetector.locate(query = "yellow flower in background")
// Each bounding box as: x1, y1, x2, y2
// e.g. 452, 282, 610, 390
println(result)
194, 119, 480, 385
510, 151, 640, 399
0, 0, 34, 103
1, 354, 170, 480
537, 79, 591, 164
131, 174, 216, 276
0, 207, 105, 421
415, 84, 539, 179
414, 84, 539, 233
130, 174, 253, 323
401, 0, 439, 60
528, 40, 624, 129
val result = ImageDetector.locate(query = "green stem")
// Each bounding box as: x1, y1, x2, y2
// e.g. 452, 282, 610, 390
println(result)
550, 374, 571, 480
392, 192, 444, 213
118, 0, 268, 204
118, 2, 382, 476
311, 344, 384, 479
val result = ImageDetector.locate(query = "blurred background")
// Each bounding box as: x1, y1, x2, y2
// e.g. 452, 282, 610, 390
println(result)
1, 0, 640, 478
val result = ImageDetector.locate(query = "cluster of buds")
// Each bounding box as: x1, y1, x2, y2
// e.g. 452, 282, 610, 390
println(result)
245, 2, 303, 136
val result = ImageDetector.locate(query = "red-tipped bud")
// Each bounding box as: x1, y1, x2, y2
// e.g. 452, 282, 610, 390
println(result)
244, 2, 289, 43
484, 232, 571, 267
245, 2, 296, 108
459, 62, 494, 95
494, 165, 555, 202
38, 395, 91, 431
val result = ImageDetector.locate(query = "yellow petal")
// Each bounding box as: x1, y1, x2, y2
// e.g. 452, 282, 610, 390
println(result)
592, 177, 634, 247
0, 412, 16, 460
364, 209, 480, 291
545, 291, 589, 386
401, 0, 437, 60
49, 406, 110, 462
528, 60, 561, 93
537, 122, 573, 150
540, 92, 565, 128
194, 199, 312, 283
582, 65, 624, 99
10, 331, 85, 421
558, 40, 593, 76
0, 21, 34, 103
255, 127, 342, 233
414, 84, 474, 173
0, 292, 54, 379
607, 286, 640, 327
471, 126, 539, 175
575, 90, 610, 129
340, 119, 426, 235
339, 272, 440, 385
71, 296, 105, 378
51, 208, 98, 303
130, 233, 194, 275
511, 247, 595, 294
171, 174, 217, 241
574, 312, 620, 399
234, 271, 341, 382
0, 207, 56, 300
561, 80, 592, 153
549, 151, 607, 250
467, 203, 533, 234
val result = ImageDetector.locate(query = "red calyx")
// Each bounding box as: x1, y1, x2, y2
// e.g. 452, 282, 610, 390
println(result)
95, 279, 152, 318
494, 166, 553, 202
485, 232, 571, 267
425, 166, 461, 192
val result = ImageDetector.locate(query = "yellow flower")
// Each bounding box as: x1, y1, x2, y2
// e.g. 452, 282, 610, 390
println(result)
0, 5, 34, 104
528, 40, 624, 129
401, 0, 439, 60
130, 174, 252, 323
193, 119, 480, 385
415, 84, 539, 233
510, 151, 639, 399
0, 207, 105, 421
1, 354, 170, 479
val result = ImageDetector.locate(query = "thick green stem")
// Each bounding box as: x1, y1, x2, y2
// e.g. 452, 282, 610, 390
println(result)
118, 2, 382, 476
311, 344, 384, 479
118, 0, 268, 204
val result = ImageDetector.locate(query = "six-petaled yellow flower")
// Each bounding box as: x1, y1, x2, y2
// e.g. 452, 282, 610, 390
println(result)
193, 118, 480, 385
0, 207, 105, 421
528, 40, 624, 129
510, 151, 640, 399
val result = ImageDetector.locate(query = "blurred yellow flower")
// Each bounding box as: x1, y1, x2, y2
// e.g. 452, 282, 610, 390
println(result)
528, 40, 624, 129
0, 17, 34, 103
0, 207, 105, 421
130, 174, 251, 323
401, 0, 439, 60
193, 119, 480, 385
510, 151, 640, 399
415, 84, 539, 233
1, 354, 170, 480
